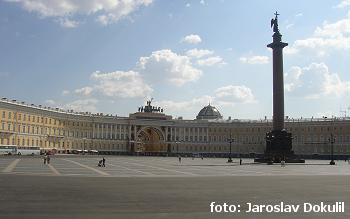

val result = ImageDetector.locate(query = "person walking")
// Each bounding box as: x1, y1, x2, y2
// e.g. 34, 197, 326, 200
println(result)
43, 154, 47, 164
102, 157, 106, 167
281, 160, 285, 167
47, 155, 50, 164
178, 155, 181, 163
239, 158, 242, 165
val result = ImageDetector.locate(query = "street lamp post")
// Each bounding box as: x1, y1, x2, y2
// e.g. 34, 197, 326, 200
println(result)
227, 133, 234, 163
175, 141, 180, 155
329, 133, 335, 165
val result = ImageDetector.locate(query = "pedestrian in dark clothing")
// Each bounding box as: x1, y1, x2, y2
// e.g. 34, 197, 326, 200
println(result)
178, 156, 181, 163
102, 157, 106, 167
240, 158, 242, 165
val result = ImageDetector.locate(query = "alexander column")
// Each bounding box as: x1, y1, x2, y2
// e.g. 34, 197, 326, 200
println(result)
259, 12, 302, 163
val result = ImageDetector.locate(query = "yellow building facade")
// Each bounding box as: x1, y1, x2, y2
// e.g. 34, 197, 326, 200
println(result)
1, 98, 350, 157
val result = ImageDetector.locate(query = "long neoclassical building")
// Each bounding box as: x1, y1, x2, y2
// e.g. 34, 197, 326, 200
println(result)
1, 97, 350, 157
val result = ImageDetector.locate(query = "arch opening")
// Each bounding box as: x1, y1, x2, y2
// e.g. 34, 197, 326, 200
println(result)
135, 127, 166, 153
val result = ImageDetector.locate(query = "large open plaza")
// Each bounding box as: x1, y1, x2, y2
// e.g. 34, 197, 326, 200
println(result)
1, 155, 350, 177
0, 155, 349, 218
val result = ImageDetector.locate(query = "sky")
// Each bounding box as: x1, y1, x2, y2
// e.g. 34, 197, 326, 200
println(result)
1, 0, 350, 120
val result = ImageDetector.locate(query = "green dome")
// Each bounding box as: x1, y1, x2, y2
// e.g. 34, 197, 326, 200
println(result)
196, 104, 223, 120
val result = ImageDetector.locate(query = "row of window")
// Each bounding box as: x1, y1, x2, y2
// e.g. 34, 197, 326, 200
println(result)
0, 137, 127, 150
208, 125, 349, 133
1, 110, 130, 130
0, 122, 128, 139
2, 123, 350, 144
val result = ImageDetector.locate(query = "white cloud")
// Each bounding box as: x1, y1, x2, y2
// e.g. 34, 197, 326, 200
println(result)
70, 49, 202, 98
284, 66, 303, 92
186, 48, 214, 58
138, 49, 202, 86
285, 62, 350, 99
215, 85, 256, 104
287, 10, 350, 54
200, 0, 206, 5
58, 17, 79, 28
154, 84, 256, 117
314, 19, 350, 38
181, 34, 202, 44
90, 70, 153, 98
74, 86, 93, 96
286, 23, 294, 30
5, 0, 153, 26
239, 55, 269, 64
63, 99, 98, 113
336, 0, 350, 8
62, 90, 70, 96
186, 3, 191, 7
197, 56, 226, 66
155, 95, 213, 113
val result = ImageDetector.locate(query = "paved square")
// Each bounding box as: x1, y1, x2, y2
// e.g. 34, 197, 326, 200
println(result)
0, 155, 349, 219
2, 155, 350, 177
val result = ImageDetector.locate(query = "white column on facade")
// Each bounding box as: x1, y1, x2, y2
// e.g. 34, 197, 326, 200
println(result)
165, 127, 168, 142
96, 124, 99, 139
109, 124, 112, 139
96, 123, 99, 139
128, 125, 131, 140
114, 124, 118, 139
192, 127, 195, 142
134, 125, 137, 141
101, 123, 104, 139
183, 127, 185, 142
206, 127, 209, 142
92, 123, 95, 139
193, 127, 196, 142
180, 127, 183, 141
197, 127, 200, 142
170, 127, 173, 142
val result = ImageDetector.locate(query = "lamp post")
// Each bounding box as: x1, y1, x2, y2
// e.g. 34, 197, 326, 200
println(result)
329, 133, 335, 165
175, 141, 180, 155
227, 133, 234, 163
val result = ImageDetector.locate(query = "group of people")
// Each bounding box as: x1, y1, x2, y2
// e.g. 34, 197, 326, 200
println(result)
98, 157, 106, 167
178, 155, 205, 163
43, 154, 51, 164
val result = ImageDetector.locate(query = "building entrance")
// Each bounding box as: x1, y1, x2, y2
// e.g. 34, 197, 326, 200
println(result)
135, 127, 166, 153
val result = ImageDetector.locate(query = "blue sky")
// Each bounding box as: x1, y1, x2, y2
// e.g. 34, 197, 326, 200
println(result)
1, 0, 350, 119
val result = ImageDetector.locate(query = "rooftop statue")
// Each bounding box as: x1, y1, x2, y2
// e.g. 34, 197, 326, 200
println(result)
270, 11, 280, 33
